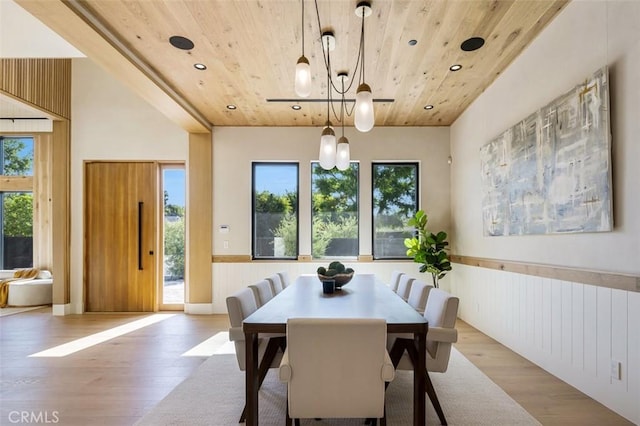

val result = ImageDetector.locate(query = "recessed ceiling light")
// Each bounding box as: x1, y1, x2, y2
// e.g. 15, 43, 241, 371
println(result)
292, 105, 302, 110
169, 35, 194, 50
461, 37, 485, 52
194, 63, 207, 70
226, 105, 237, 110
408, 39, 417, 46
449, 64, 462, 72
424, 105, 434, 110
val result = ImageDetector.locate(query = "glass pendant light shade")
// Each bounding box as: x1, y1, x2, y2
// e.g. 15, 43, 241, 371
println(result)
336, 136, 350, 171
319, 125, 337, 170
295, 56, 312, 97
354, 83, 374, 132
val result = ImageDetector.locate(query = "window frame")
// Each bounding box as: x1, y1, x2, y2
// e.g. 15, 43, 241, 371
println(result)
310, 161, 360, 260
251, 162, 299, 260
371, 161, 420, 260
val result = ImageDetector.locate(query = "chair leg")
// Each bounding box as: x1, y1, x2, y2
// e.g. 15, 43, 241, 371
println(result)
239, 337, 284, 423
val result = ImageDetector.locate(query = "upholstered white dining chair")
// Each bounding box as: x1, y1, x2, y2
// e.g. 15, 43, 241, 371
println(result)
266, 273, 285, 294
277, 271, 291, 288
279, 318, 395, 426
226, 287, 285, 422
248, 279, 275, 307
395, 274, 415, 301
406, 279, 432, 314
388, 287, 459, 425
388, 270, 405, 292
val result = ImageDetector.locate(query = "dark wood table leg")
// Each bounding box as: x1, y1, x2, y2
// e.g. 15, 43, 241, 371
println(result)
245, 331, 259, 425
414, 329, 427, 425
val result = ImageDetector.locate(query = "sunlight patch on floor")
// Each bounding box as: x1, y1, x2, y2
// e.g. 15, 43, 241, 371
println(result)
181, 331, 235, 357
29, 314, 176, 357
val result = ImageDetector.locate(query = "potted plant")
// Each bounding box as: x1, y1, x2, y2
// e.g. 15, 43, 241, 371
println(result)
404, 210, 451, 288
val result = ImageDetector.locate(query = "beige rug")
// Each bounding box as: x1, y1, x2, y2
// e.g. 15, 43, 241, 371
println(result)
135, 347, 540, 426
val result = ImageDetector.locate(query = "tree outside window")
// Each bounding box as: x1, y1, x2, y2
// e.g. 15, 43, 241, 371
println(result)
372, 163, 419, 259
0, 137, 34, 269
311, 162, 359, 259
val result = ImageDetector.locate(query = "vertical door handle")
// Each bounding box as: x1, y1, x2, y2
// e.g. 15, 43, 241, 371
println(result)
138, 201, 143, 270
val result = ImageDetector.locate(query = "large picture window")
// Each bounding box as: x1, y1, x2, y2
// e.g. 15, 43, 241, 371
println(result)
372, 162, 419, 259
0, 136, 34, 269
252, 163, 299, 259
311, 162, 359, 258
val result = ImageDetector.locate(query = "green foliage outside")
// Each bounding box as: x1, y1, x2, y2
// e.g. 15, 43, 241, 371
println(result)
373, 164, 417, 230
163, 189, 185, 279
1, 138, 34, 238
3, 193, 33, 236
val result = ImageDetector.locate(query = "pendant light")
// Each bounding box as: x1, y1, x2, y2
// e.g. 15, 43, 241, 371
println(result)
319, 122, 336, 169
294, 0, 311, 97
335, 75, 350, 171
354, 2, 374, 132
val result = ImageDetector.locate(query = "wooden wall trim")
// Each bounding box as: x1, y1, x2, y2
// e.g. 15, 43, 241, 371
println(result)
212, 255, 252, 263
451, 255, 640, 293
0, 176, 33, 191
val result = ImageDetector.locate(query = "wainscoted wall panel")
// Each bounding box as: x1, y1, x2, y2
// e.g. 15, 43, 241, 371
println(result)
451, 264, 639, 423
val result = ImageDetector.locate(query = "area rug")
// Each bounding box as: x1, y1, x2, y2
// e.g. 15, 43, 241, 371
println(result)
135, 346, 540, 426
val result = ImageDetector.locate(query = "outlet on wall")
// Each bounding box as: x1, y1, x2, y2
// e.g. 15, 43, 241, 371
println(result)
610, 360, 622, 381
223, 240, 229, 249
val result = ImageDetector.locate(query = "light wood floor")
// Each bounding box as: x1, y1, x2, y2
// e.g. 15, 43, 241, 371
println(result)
0, 307, 632, 426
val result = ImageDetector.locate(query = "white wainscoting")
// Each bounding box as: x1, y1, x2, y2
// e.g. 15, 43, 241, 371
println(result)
211, 261, 429, 314
450, 263, 639, 424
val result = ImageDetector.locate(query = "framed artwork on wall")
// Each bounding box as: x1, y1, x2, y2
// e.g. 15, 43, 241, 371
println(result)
480, 66, 612, 236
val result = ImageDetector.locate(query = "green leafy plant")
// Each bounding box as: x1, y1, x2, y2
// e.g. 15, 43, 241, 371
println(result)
404, 210, 451, 288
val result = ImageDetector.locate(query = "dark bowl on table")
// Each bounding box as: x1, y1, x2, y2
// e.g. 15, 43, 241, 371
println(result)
317, 271, 354, 288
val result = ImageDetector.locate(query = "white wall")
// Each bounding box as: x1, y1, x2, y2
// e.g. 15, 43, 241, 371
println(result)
450, 1, 640, 422
68, 58, 188, 313
211, 126, 451, 310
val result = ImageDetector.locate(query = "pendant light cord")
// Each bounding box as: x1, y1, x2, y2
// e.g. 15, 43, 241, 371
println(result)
301, 0, 305, 57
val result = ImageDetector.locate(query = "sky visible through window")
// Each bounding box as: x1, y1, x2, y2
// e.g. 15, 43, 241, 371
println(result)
254, 164, 297, 195
164, 169, 185, 207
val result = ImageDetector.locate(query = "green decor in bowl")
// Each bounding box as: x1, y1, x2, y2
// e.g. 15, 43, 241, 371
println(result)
317, 261, 354, 288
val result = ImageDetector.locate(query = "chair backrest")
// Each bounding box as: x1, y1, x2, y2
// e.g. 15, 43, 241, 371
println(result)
225, 288, 259, 370
281, 318, 393, 420
249, 279, 274, 307
277, 271, 291, 288
424, 288, 459, 372
395, 275, 415, 301
389, 270, 405, 292
266, 273, 284, 294
407, 279, 432, 314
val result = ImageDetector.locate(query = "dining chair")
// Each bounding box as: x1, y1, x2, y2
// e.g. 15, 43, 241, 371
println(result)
388, 287, 459, 425
266, 273, 284, 294
388, 270, 405, 292
279, 318, 395, 426
248, 279, 274, 307
406, 279, 432, 314
395, 274, 415, 301
226, 287, 285, 423
278, 271, 291, 288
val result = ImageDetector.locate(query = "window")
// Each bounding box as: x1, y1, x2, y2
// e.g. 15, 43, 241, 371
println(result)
0, 136, 34, 269
311, 162, 359, 258
372, 162, 419, 259
252, 163, 299, 259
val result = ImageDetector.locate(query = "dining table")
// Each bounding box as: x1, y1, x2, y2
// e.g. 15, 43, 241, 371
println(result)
242, 273, 428, 425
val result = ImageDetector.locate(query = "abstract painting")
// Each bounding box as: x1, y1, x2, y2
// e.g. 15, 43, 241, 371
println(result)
480, 66, 612, 236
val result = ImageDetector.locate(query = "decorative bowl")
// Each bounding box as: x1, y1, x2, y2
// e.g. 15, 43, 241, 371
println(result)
317, 271, 354, 288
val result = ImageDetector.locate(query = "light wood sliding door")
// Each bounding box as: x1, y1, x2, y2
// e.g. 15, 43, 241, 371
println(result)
85, 162, 157, 312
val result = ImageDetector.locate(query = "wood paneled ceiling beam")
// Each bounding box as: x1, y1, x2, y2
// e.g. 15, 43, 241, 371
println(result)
15, 0, 211, 133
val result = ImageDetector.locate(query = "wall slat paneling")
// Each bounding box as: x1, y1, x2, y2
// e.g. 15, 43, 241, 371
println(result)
1, 59, 71, 120
452, 264, 639, 423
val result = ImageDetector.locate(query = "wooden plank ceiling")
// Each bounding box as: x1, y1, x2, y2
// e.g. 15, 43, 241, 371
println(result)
23, 0, 569, 128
